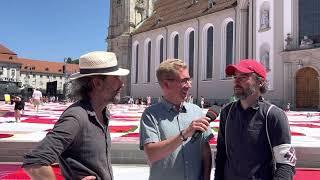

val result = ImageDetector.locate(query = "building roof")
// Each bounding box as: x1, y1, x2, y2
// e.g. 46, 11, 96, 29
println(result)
0, 44, 20, 64
133, 0, 237, 34
0, 44, 17, 55
0, 43, 79, 75
16, 58, 79, 75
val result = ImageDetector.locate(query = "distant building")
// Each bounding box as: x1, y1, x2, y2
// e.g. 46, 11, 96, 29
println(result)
0, 44, 79, 97
108, 0, 320, 110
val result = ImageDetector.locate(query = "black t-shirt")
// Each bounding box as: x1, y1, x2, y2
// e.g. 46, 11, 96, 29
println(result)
14, 99, 25, 110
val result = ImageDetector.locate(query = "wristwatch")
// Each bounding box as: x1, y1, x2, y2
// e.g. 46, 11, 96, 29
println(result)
180, 130, 187, 141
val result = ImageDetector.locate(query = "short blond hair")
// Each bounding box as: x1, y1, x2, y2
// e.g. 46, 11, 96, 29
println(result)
156, 59, 187, 83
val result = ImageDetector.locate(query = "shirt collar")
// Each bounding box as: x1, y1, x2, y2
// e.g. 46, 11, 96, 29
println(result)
160, 97, 187, 113
79, 99, 109, 124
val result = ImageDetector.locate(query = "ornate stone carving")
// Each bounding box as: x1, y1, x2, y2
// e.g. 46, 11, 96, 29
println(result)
260, 9, 270, 30
135, 0, 145, 13
261, 51, 270, 72
208, 0, 216, 9
285, 33, 294, 50
300, 36, 314, 49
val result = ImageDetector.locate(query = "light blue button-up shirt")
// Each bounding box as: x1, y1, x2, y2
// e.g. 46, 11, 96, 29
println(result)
139, 98, 213, 180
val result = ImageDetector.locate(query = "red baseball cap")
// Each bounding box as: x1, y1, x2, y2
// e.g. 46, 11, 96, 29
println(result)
225, 59, 266, 80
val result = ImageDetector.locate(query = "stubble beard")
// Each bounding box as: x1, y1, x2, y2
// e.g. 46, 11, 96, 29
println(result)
234, 85, 257, 100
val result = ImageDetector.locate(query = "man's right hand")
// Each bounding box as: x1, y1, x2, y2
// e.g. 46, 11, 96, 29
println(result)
182, 117, 211, 138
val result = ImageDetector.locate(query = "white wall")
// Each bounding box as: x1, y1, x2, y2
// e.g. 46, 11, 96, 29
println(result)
131, 8, 236, 104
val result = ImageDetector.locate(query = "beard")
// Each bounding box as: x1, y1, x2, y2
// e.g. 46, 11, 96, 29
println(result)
112, 91, 121, 104
234, 85, 257, 100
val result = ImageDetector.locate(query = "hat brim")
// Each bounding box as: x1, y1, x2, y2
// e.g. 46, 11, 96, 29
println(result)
225, 65, 254, 77
69, 68, 129, 80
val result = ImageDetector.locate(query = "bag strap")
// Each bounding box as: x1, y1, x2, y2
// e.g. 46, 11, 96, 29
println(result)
225, 102, 235, 160
265, 104, 276, 171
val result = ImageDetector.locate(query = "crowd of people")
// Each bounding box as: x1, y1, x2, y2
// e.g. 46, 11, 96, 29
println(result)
19, 51, 295, 180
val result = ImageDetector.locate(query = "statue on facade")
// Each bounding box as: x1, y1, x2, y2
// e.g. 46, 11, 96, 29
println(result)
135, 0, 145, 11
260, 9, 270, 30
285, 33, 294, 50
300, 36, 313, 49
261, 51, 270, 72
208, 0, 216, 9
192, 0, 199, 4
135, 0, 146, 22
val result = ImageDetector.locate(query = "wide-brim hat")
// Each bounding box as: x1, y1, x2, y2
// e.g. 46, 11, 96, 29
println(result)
69, 51, 129, 80
225, 59, 266, 80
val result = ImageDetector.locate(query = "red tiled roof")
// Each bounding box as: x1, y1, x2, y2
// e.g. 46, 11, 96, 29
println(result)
0, 44, 17, 55
133, 0, 237, 34
0, 54, 20, 64
16, 58, 79, 75
0, 43, 79, 74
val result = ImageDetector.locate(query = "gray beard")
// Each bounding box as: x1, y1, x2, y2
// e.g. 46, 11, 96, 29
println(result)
235, 86, 256, 100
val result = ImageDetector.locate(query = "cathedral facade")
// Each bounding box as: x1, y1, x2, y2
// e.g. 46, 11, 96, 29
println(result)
108, 0, 320, 109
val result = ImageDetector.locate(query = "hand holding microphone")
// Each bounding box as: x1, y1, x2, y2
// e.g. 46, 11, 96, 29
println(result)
190, 108, 219, 143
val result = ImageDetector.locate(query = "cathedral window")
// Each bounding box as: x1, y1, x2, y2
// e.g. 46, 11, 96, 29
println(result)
206, 26, 214, 79
134, 44, 139, 84
159, 38, 164, 63
174, 34, 179, 59
147, 41, 151, 82
299, 0, 320, 44
226, 21, 234, 67
188, 31, 195, 78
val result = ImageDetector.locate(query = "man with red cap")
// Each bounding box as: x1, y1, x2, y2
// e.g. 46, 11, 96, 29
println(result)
214, 60, 296, 180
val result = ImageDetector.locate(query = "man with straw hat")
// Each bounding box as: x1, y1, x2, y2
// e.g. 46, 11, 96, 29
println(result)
23, 51, 129, 180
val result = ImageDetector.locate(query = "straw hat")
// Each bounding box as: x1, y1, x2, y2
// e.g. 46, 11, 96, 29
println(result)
69, 51, 129, 80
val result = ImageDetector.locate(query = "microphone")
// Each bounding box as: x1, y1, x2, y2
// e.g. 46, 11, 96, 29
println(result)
190, 107, 219, 143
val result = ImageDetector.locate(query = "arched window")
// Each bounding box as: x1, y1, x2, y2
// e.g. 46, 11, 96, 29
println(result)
160, 38, 164, 63
174, 34, 179, 59
226, 21, 234, 66
206, 26, 214, 79
134, 44, 139, 84
147, 41, 151, 82
188, 31, 195, 78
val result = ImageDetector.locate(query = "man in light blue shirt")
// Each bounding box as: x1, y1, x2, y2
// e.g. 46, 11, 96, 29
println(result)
139, 59, 213, 180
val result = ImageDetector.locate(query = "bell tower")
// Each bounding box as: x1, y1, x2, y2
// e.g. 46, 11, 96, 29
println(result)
107, 0, 155, 97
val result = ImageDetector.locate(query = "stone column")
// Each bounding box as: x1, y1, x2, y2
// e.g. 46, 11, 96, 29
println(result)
236, 7, 249, 60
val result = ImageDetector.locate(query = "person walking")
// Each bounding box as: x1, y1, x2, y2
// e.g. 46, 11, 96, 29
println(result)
23, 51, 129, 180
214, 59, 296, 180
32, 88, 42, 112
13, 96, 25, 122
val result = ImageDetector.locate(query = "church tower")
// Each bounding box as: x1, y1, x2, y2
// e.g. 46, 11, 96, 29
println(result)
107, 0, 155, 97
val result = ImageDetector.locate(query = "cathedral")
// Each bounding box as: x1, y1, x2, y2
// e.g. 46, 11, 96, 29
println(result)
107, 0, 320, 110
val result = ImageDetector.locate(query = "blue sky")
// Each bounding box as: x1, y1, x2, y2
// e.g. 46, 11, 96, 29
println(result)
0, 0, 109, 62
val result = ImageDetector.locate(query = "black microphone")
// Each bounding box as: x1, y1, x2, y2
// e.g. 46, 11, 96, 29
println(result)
190, 107, 219, 143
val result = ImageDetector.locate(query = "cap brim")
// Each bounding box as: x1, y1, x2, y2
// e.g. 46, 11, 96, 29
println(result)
69, 68, 130, 80
225, 65, 254, 76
